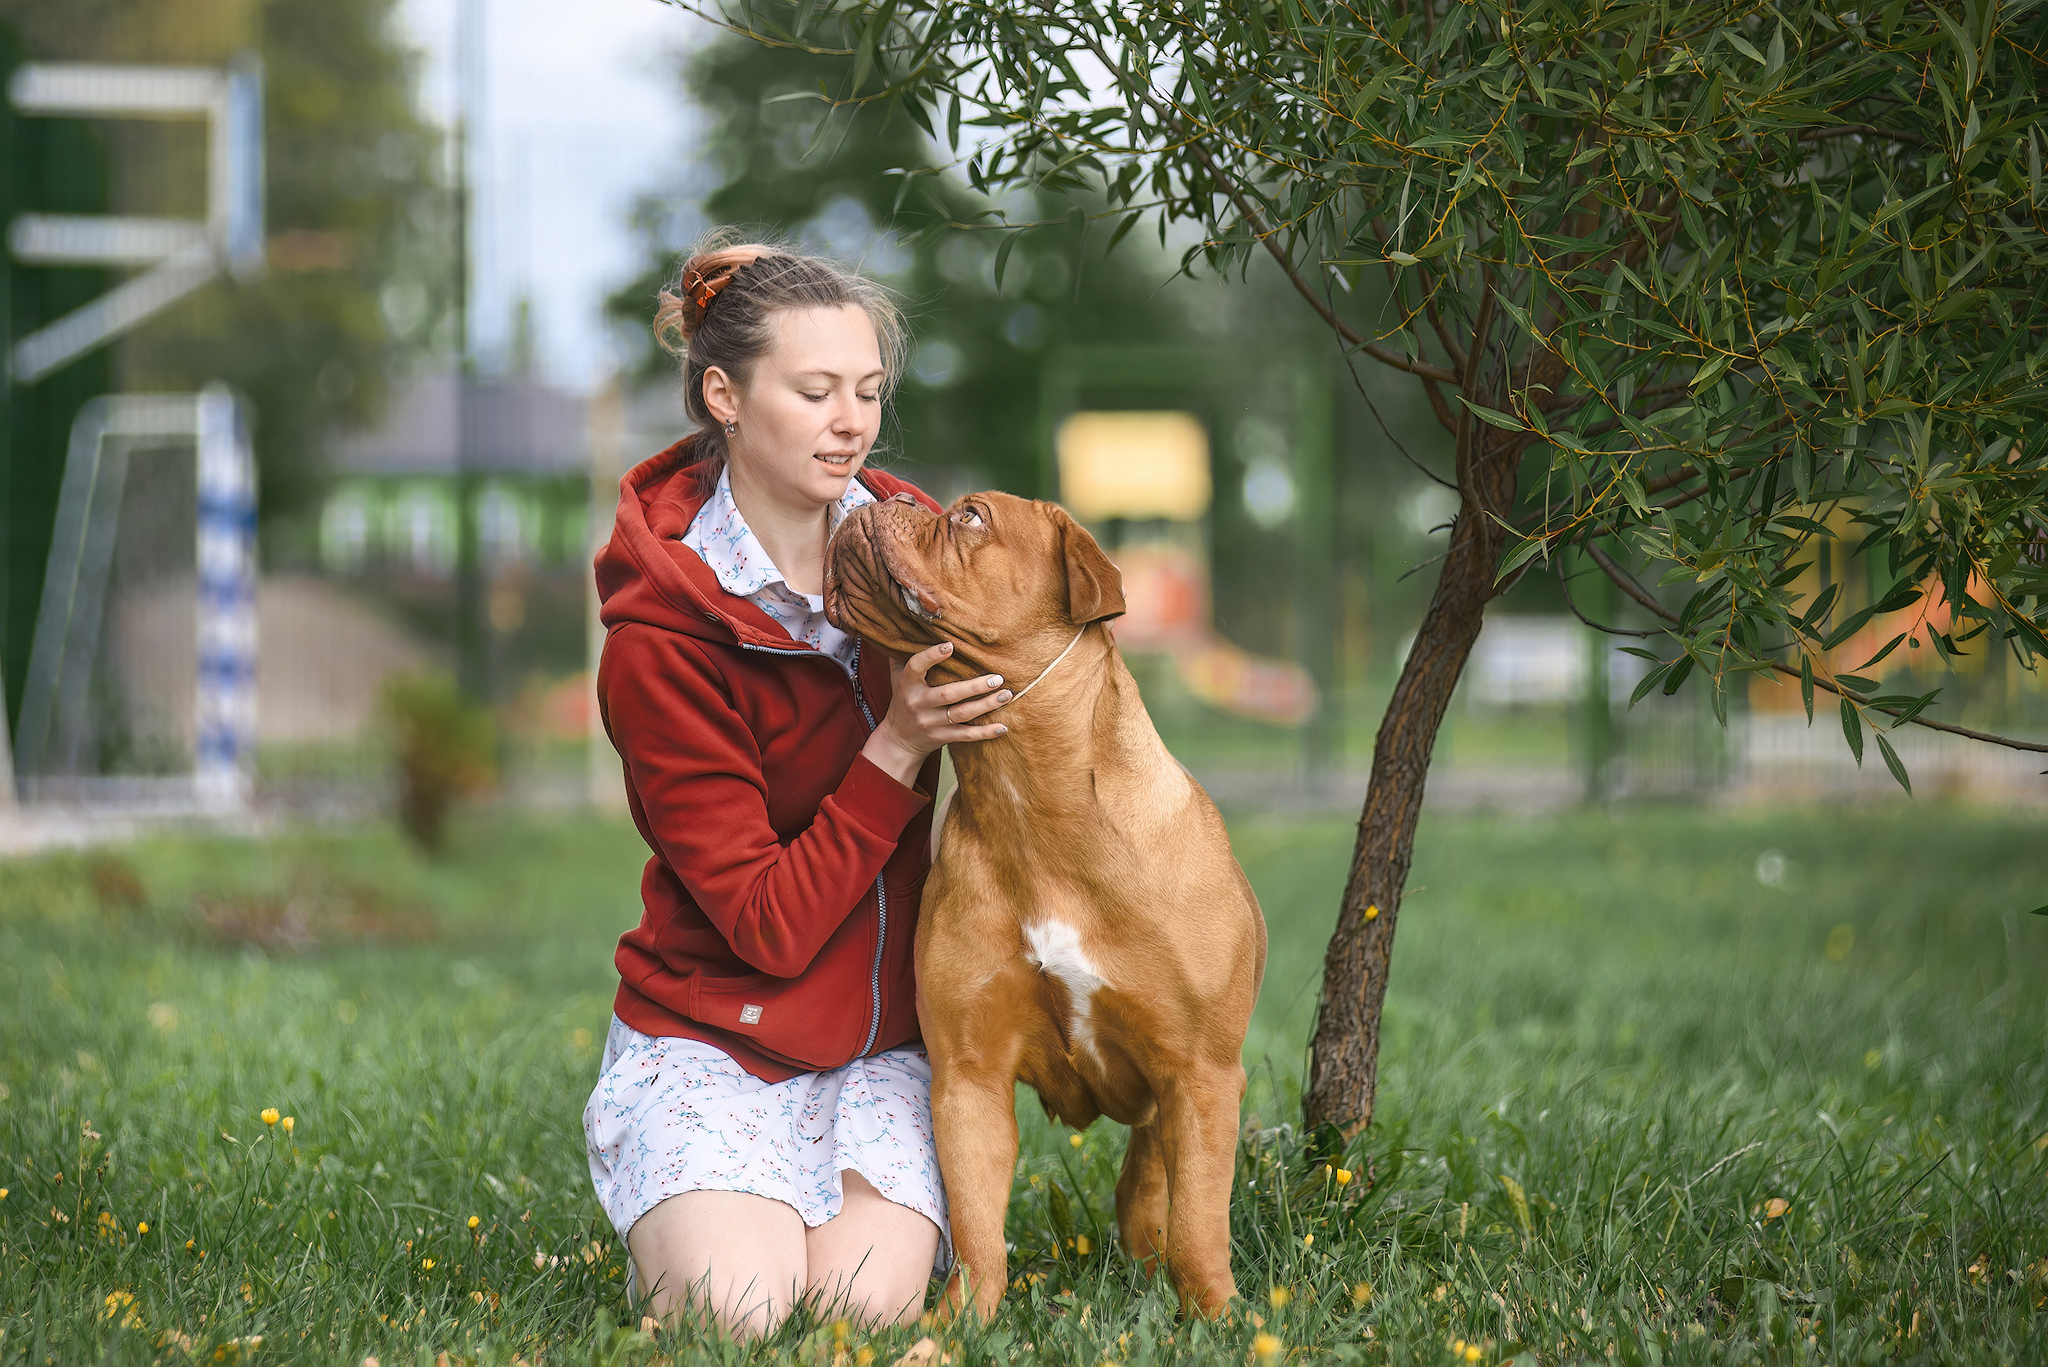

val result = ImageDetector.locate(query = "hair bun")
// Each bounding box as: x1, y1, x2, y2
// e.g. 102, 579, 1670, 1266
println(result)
655, 244, 771, 352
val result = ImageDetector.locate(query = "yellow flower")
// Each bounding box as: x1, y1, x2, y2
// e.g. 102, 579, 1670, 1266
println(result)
138, 1222, 149, 1234
1268, 1286, 1290, 1308
1070, 1134, 1084, 1148
282, 1117, 294, 1134
0, 1188, 9, 1200
1464, 1347, 1483, 1363
1334, 1168, 1353, 1186
1364, 904, 1380, 920
1302, 1234, 1313, 1247
260, 1109, 279, 1126
1075, 1234, 1093, 1255
102, 1290, 139, 1325
468, 1216, 480, 1229
1763, 1198, 1790, 1221
855, 1348, 875, 1367
421, 1258, 435, 1270
1252, 1331, 1282, 1363
1351, 1282, 1372, 1307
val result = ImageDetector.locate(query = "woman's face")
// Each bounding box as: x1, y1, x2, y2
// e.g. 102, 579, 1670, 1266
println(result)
705, 304, 885, 509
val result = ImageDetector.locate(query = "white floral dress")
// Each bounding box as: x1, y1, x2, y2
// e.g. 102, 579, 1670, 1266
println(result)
583, 464, 949, 1275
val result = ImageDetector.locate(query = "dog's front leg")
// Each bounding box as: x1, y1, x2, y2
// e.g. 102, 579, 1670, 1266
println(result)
930, 1045, 1022, 1321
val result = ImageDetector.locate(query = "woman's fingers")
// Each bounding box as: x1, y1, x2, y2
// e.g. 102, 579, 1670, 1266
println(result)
902, 641, 953, 680
926, 674, 1005, 707
931, 688, 1011, 724
936, 721, 1008, 744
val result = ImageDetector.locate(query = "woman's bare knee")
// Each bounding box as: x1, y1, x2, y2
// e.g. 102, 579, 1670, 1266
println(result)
628, 1190, 805, 1340
804, 1170, 940, 1328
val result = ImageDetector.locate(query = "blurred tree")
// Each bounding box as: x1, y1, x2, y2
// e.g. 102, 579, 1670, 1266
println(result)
700, 0, 2048, 1135
609, 1, 1193, 494
0, 0, 448, 557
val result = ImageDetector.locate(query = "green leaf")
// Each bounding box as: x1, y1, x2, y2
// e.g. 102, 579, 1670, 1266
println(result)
2029, 905, 2048, 917
1046, 1180, 1074, 1240
1462, 399, 1527, 432
1800, 654, 1815, 722
1839, 698, 1865, 765
1873, 729, 1912, 794
992, 231, 1018, 288
1496, 534, 1549, 583
1725, 31, 1766, 63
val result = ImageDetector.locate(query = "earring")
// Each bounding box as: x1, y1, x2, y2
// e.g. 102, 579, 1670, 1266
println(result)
723, 420, 737, 436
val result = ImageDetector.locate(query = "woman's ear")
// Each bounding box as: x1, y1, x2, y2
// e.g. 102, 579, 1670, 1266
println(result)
701, 365, 738, 426
1057, 510, 1126, 624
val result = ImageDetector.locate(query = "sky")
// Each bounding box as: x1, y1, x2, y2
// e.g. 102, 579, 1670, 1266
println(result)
394, 0, 707, 393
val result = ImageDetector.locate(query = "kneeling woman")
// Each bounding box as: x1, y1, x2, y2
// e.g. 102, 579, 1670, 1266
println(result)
584, 240, 1010, 1336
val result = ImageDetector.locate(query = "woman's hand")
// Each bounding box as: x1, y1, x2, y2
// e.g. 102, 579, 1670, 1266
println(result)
861, 641, 1010, 788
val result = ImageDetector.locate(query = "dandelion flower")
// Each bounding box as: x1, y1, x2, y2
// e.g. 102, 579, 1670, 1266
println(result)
422, 1258, 435, 1270
186, 1240, 195, 1251
856, 1348, 874, 1366
1070, 1134, 1083, 1148
1351, 1282, 1372, 1307
1364, 904, 1380, 921
1269, 1286, 1290, 1308
1302, 1234, 1313, 1248
1252, 1331, 1282, 1363
260, 1109, 280, 1127
1335, 1168, 1353, 1186
1763, 1198, 1790, 1221
282, 1117, 294, 1133
1464, 1346, 1483, 1363
1075, 1235, 1093, 1255
138, 1222, 149, 1234
0, 1188, 8, 1200
468, 1216, 480, 1229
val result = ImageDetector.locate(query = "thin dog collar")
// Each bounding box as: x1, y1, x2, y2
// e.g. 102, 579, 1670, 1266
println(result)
1003, 623, 1092, 706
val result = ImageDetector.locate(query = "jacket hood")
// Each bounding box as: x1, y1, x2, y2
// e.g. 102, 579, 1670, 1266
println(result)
595, 433, 934, 647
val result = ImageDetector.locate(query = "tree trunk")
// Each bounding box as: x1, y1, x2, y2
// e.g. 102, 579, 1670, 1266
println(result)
1302, 443, 1519, 1135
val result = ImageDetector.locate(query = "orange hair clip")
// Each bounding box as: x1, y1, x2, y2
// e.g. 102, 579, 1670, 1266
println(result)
683, 265, 734, 313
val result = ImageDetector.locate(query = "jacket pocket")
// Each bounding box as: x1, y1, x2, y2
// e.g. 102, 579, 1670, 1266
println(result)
690, 969, 865, 1072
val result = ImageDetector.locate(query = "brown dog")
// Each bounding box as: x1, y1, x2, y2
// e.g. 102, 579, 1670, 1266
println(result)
824, 490, 1266, 1319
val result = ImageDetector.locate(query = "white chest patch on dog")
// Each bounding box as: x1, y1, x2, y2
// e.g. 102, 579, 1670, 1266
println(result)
1022, 920, 1109, 1053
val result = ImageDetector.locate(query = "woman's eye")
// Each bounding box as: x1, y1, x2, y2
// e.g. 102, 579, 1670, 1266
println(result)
803, 392, 828, 402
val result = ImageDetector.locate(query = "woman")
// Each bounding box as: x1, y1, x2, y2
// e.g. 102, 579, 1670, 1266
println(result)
584, 239, 1010, 1337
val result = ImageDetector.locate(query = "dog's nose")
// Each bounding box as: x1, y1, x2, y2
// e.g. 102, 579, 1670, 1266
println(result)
889, 492, 918, 507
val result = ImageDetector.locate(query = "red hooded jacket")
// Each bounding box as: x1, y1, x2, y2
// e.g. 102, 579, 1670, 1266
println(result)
595, 437, 941, 1081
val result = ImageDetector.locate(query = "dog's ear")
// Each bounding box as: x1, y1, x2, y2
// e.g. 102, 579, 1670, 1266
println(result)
1057, 508, 1126, 624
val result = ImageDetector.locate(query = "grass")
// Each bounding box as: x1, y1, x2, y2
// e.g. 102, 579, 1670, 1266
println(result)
1, 801, 2044, 1365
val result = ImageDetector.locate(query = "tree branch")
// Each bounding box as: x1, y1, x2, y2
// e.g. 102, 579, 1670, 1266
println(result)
1584, 541, 2048, 755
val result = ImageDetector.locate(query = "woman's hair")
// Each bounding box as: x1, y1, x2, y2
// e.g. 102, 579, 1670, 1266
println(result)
654, 229, 907, 492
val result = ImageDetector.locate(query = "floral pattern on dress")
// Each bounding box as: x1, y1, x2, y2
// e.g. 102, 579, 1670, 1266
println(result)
682, 464, 876, 674
584, 1015, 951, 1277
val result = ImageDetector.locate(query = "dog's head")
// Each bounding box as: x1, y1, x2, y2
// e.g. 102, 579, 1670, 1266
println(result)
824, 491, 1124, 672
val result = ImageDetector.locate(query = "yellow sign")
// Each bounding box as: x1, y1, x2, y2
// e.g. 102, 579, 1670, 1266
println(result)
1055, 411, 1211, 522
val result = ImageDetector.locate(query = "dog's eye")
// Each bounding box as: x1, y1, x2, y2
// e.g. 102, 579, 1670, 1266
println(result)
955, 506, 984, 530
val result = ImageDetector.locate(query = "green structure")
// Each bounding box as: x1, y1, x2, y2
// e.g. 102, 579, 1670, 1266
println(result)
0, 24, 113, 745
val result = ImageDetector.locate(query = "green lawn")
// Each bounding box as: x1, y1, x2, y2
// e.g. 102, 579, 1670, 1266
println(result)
1, 802, 2043, 1365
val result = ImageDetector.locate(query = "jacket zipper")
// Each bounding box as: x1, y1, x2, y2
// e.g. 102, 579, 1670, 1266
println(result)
736, 634, 890, 1059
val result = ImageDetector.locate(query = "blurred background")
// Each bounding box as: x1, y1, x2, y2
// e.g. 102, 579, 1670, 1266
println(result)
2, 0, 2043, 855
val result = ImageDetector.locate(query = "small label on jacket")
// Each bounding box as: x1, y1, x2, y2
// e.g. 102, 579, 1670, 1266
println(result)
739, 1004, 763, 1024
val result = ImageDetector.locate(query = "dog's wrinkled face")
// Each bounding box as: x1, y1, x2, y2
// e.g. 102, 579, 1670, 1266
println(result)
824, 491, 1124, 670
